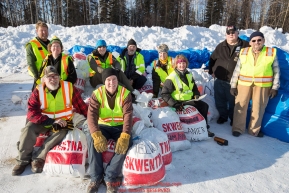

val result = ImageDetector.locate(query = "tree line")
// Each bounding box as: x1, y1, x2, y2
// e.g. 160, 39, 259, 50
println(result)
1, 0, 289, 33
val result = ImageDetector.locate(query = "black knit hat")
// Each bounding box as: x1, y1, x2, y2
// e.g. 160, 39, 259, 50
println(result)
127, 39, 137, 47
250, 31, 264, 40
102, 68, 118, 83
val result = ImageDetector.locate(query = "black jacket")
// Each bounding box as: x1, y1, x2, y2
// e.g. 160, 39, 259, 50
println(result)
40, 54, 77, 84
208, 38, 249, 82
119, 47, 142, 80
161, 69, 200, 107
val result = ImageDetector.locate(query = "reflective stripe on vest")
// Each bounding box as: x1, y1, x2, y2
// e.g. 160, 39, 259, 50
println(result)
167, 71, 194, 101
40, 53, 69, 81
28, 39, 48, 77
60, 54, 69, 80
38, 81, 73, 120
241, 47, 250, 56
238, 47, 276, 87
119, 52, 145, 74
94, 53, 113, 68
94, 85, 130, 126
30, 39, 46, 59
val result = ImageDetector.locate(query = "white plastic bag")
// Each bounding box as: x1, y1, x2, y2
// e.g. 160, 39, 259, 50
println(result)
43, 128, 88, 178
151, 107, 191, 152
176, 105, 208, 141
122, 139, 165, 188
132, 103, 153, 127
131, 118, 173, 168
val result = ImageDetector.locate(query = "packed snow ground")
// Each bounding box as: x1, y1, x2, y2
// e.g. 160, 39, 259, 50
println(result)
0, 24, 289, 193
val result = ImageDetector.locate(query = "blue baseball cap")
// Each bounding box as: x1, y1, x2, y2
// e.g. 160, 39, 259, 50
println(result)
96, 39, 107, 48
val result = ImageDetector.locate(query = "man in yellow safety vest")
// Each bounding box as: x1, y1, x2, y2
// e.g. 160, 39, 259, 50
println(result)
12, 66, 88, 176
26, 21, 50, 91
230, 31, 280, 137
85, 68, 133, 193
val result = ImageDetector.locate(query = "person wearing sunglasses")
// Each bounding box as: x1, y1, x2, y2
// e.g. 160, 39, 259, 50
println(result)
230, 31, 280, 138
208, 25, 250, 127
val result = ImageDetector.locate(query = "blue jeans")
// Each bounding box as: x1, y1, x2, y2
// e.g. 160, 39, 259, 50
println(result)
83, 122, 133, 183
214, 79, 235, 121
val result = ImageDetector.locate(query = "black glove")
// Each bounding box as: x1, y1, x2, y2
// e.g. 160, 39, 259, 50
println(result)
52, 120, 74, 133
230, 88, 238, 96
173, 102, 184, 111
269, 89, 278, 99
52, 123, 62, 133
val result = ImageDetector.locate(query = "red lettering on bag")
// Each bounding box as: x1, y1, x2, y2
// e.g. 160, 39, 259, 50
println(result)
162, 122, 182, 132
159, 141, 171, 154
144, 159, 149, 171
135, 158, 142, 171
51, 140, 82, 151
124, 154, 163, 172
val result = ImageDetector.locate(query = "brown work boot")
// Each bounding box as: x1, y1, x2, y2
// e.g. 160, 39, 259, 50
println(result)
31, 159, 45, 173
105, 181, 118, 193
12, 163, 29, 176
87, 180, 103, 193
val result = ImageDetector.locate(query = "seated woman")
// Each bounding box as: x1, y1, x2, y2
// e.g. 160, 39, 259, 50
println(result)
161, 54, 214, 137
151, 44, 174, 98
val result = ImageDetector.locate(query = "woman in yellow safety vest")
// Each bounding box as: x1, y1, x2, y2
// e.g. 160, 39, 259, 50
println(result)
161, 54, 215, 137
151, 44, 174, 98
37, 36, 77, 85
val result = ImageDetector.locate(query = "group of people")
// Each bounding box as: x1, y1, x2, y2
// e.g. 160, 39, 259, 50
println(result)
209, 25, 280, 137
11, 21, 280, 193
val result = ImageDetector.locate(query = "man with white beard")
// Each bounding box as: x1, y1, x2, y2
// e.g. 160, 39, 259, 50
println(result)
12, 66, 88, 176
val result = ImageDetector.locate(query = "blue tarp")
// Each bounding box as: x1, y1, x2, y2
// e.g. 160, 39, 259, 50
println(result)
68, 45, 210, 69
68, 37, 289, 142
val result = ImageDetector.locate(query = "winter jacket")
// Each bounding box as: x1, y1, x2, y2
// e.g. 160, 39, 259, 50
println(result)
117, 48, 145, 80
26, 37, 50, 79
87, 86, 133, 134
27, 84, 87, 126
208, 38, 250, 82
39, 53, 77, 84
161, 69, 200, 107
151, 57, 174, 96
88, 50, 121, 75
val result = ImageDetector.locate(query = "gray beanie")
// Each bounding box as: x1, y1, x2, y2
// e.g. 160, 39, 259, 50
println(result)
157, 44, 169, 53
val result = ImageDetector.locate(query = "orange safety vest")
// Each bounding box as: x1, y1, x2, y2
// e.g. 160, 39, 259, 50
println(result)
38, 80, 73, 121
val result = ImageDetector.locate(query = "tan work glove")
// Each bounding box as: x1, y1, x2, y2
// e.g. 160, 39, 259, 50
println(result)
115, 133, 131, 154
91, 131, 107, 153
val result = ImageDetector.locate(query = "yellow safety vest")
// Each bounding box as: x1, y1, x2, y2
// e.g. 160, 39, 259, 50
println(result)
38, 80, 73, 121
153, 57, 174, 83
166, 71, 194, 101
88, 53, 113, 77
94, 85, 130, 126
238, 47, 276, 87
27, 38, 48, 77
38, 53, 69, 83
118, 52, 145, 75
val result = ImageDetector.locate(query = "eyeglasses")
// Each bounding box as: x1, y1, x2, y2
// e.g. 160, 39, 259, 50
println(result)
46, 75, 59, 79
226, 31, 236, 35
251, 39, 262, 43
